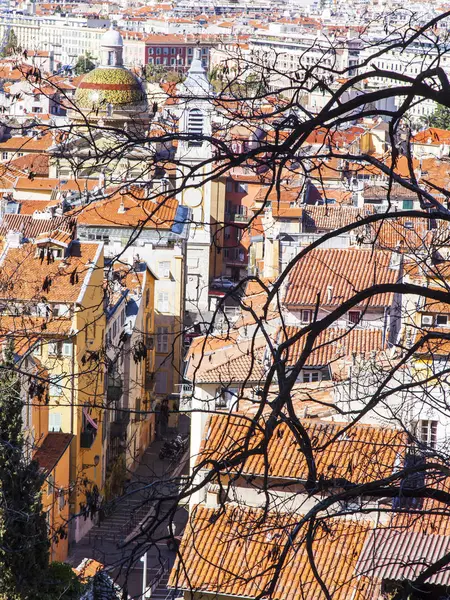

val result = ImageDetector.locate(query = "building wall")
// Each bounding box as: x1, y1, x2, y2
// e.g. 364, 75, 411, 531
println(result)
145, 42, 210, 68
41, 445, 71, 563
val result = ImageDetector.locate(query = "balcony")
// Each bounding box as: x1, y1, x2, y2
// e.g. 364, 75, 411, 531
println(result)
145, 371, 155, 390
110, 409, 129, 439
178, 383, 193, 412
107, 384, 123, 404
225, 212, 249, 224
80, 430, 96, 449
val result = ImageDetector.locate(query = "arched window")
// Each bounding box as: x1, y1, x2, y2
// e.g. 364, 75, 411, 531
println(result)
187, 108, 203, 146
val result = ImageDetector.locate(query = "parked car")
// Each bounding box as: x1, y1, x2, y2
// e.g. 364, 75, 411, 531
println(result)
210, 277, 235, 290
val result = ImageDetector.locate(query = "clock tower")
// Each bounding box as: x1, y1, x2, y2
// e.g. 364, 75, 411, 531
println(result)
176, 48, 213, 317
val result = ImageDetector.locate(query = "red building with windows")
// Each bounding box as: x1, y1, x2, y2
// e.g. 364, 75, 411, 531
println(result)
145, 34, 212, 69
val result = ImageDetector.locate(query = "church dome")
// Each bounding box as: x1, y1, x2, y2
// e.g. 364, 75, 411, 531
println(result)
74, 67, 147, 111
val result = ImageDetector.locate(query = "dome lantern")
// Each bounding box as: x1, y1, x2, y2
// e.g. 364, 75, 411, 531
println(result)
100, 25, 124, 68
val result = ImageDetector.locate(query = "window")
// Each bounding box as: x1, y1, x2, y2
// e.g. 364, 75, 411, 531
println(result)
163, 47, 169, 54
302, 371, 320, 383
217, 387, 239, 409
417, 420, 438, 448
157, 326, 169, 353
301, 310, 312, 324
171, 47, 176, 54
47, 474, 54, 496
156, 47, 161, 55
48, 341, 58, 356
1, 152, 7, 160
436, 314, 448, 326
148, 47, 154, 54
234, 182, 248, 193
157, 292, 169, 313
348, 311, 361, 324
62, 342, 73, 357
49, 376, 63, 397
158, 261, 171, 278
226, 179, 233, 193
155, 371, 167, 394
146, 288, 150, 307
32, 342, 42, 356
58, 489, 65, 511
49, 412, 62, 432
403, 199, 414, 210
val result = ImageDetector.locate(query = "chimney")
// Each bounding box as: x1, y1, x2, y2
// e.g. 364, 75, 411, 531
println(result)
326, 284, 333, 304
205, 484, 220, 508
118, 200, 126, 214
6, 230, 23, 248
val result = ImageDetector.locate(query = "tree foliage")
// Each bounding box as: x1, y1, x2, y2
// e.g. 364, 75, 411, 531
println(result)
2, 29, 20, 57
74, 53, 96, 76
0, 342, 49, 599
427, 103, 450, 129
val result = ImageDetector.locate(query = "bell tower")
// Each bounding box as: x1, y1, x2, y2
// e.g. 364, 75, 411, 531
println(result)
176, 48, 213, 317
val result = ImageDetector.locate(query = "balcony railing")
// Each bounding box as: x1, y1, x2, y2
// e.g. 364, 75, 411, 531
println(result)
110, 410, 129, 439
225, 212, 249, 223
80, 430, 96, 449
107, 384, 122, 403
146, 371, 155, 390
178, 383, 193, 412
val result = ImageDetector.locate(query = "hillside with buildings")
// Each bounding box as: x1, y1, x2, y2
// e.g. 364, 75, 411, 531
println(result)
0, 2, 450, 599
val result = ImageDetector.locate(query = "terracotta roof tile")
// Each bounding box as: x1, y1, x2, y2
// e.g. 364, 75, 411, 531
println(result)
9, 153, 49, 176
33, 432, 73, 473
302, 205, 374, 232
170, 504, 371, 600
279, 326, 385, 367
73, 186, 178, 229
367, 217, 430, 251
198, 415, 407, 483
0, 215, 75, 240
196, 346, 265, 384
284, 248, 398, 308
0, 240, 101, 302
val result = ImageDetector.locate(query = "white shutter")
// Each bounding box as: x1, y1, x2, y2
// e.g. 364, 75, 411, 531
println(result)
49, 412, 62, 432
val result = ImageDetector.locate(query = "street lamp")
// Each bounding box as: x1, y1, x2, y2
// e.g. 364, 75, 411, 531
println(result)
140, 552, 148, 599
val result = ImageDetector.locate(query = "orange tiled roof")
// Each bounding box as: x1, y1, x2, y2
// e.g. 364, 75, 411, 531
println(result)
284, 248, 398, 308
33, 432, 73, 474
279, 326, 385, 368
0, 240, 101, 302
170, 504, 371, 600
0, 215, 75, 240
196, 346, 265, 384
0, 314, 73, 338
369, 217, 431, 251
0, 132, 54, 153
302, 204, 374, 232
412, 127, 450, 145
198, 414, 406, 483
9, 153, 49, 177
73, 187, 178, 229
74, 558, 104, 582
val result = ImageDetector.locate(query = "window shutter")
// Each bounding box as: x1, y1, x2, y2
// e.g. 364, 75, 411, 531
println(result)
49, 412, 62, 432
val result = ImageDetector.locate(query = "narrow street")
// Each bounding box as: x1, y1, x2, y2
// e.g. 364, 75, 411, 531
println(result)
69, 417, 190, 599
